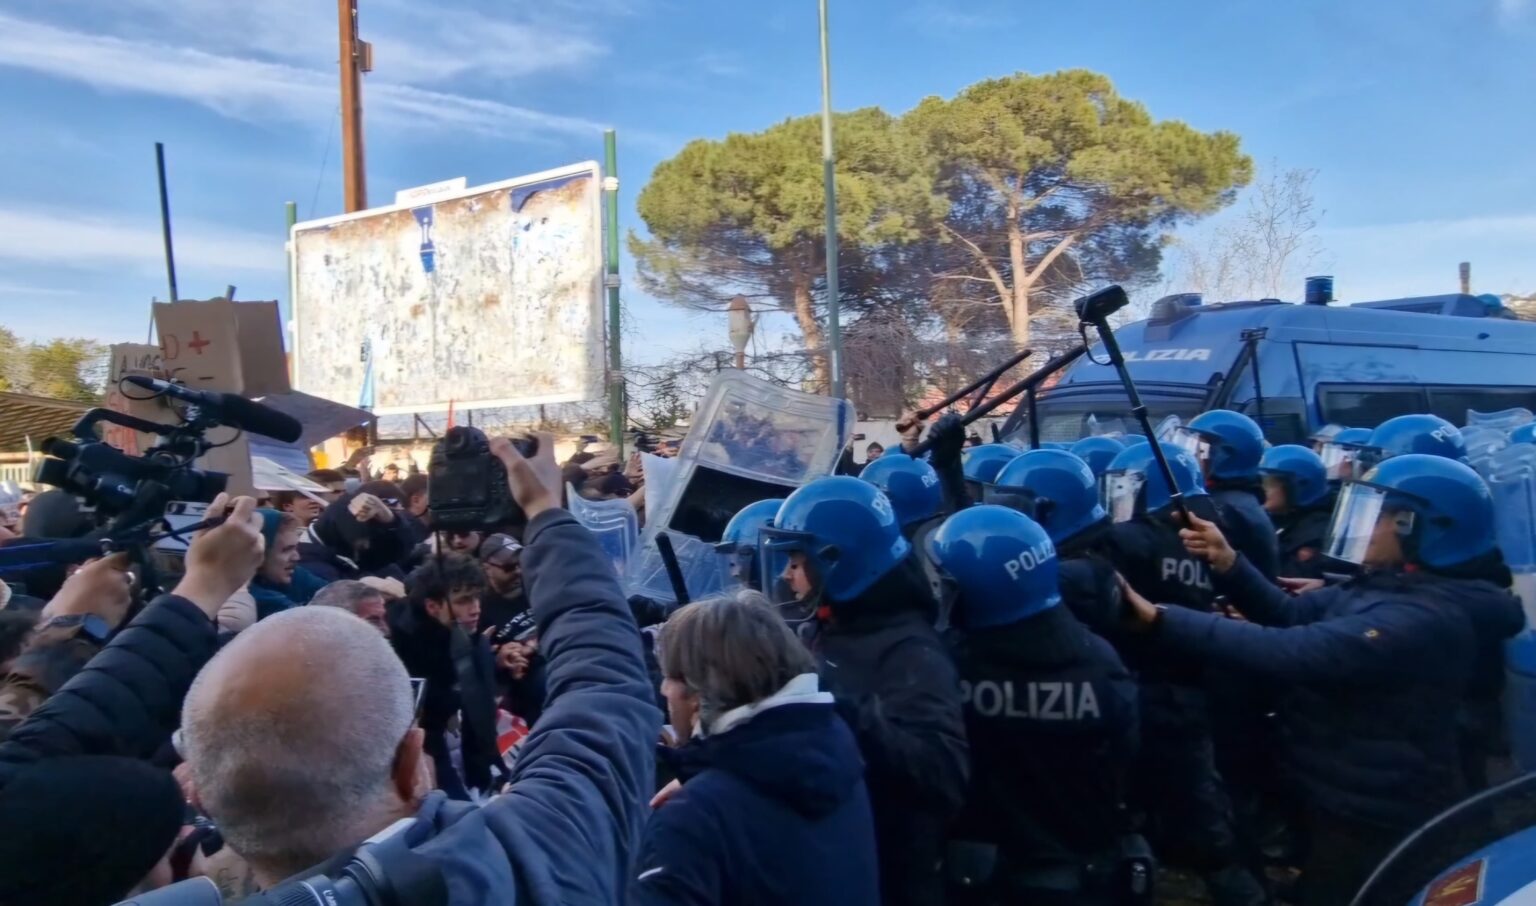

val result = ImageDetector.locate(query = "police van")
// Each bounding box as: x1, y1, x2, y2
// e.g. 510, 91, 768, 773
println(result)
1005, 284, 1536, 445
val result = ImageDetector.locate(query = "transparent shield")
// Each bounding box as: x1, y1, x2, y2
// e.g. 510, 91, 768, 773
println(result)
1154, 414, 1184, 443
1324, 482, 1400, 565
1102, 471, 1146, 523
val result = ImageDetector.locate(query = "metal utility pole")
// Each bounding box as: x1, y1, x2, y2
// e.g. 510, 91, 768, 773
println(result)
337, 0, 370, 212
604, 130, 626, 455
818, 0, 844, 400
1460, 261, 1472, 295
155, 142, 179, 304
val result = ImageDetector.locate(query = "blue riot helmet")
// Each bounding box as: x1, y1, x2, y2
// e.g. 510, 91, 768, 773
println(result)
1326, 454, 1496, 570
858, 453, 942, 529
928, 505, 1061, 629
1171, 409, 1266, 482
759, 476, 911, 609
715, 499, 783, 590
987, 449, 1106, 546
1258, 445, 1329, 511
1069, 435, 1126, 480
1511, 423, 1536, 445
1121, 433, 1149, 447
962, 444, 1022, 500
1317, 426, 1374, 483
1101, 442, 1207, 523
1364, 414, 1468, 466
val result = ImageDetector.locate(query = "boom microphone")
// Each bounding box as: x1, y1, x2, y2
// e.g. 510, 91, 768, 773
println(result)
123, 376, 304, 443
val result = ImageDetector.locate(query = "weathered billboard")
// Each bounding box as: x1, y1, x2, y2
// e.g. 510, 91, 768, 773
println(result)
290, 162, 604, 414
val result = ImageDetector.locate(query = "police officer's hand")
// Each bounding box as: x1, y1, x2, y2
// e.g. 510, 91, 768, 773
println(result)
896, 409, 926, 454
1278, 576, 1325, 595
1115, 573, 1161, 631
491, 433, 560, 521
1178, 512, 1238, 573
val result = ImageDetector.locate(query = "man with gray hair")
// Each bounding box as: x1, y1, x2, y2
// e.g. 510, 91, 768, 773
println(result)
176, 434, 662, 904
308, 579, 391, 637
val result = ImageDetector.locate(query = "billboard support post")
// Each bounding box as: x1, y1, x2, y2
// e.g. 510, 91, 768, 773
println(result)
605, 129, 625, 455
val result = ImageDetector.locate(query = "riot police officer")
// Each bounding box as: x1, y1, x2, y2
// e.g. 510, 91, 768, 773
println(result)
714, 498, 783, 591
762, 477, 969, 906
1363, 413, 1468, 466
1258, 445, 1333, 579
1070, 435, 1127, 481
1316, 426, 1374, 485
1127, 454, 1524, 904
860, 452, 950, 624
986, 449, 1123, 635
1172, 410, 1280, 580
933, 506, 1141, 906
1100, 443, 1268, 906
962, 444, 1022, 502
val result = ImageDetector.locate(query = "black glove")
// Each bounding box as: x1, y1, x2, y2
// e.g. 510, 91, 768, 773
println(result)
927, 412, 966, 472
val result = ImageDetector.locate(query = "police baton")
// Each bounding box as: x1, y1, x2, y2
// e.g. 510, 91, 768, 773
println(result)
1075, 285, 1193, 526
655, 532, 691, 606
909, 345, 1088, 458
914, 348, 1034, 420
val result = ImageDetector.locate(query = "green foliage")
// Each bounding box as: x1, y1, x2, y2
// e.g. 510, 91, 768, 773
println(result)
0, 329, 106, 402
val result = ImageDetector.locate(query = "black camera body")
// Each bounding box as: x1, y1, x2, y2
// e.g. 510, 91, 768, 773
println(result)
37, 434, 227, 517
427, 426, 536, 531
1074, 284, 1130, 323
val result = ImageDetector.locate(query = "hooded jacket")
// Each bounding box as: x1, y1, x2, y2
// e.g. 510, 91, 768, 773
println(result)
246, 509, 328, 621
629, 674, 879, 906
299, 492, 413, 581
1155, 553, 1525, 830
1274, 505, 1333, 580
805, 556, 969, 906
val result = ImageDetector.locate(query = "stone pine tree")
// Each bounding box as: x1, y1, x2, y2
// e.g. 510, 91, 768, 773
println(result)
630, 107, 944, 390
906, 69, 1253, 346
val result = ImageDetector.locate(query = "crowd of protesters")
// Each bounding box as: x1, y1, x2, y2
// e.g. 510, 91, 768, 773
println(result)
0, 407, 1522, 906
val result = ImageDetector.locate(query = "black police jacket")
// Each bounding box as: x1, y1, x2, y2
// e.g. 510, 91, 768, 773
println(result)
1058, 553, 1123, 636
1210, 483, 1280, 581
1108, 516, 1217, 685
948, 605, 1139, 863
1155, 554, 1524, 830
1275, 506, 1332, 579
809, 559, 969, 906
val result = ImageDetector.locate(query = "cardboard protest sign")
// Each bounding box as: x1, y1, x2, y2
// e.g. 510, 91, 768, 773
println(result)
102, 343, 173, 456
153, 299, 290, 396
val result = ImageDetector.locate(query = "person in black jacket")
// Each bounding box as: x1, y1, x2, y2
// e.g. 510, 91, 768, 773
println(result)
298, 490, 414, 582
1258, 445, 1335, 580
391, 551, 505, 800
631, 589, 879, 906
1144, 454, 1525, 904
0, 493, 266, 905
931, 506, 1140, 906
477, 533, 544, 726
1101, 444, 1267, 906
762, 476, 969, 906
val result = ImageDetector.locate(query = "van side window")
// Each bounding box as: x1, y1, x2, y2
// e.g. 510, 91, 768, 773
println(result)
1427, 387, 1536, 426
1319, 385, 1427, 428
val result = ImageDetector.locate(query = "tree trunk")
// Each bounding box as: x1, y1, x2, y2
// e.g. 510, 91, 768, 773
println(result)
791, 271, 831, 392
1006, 197, 1030, 347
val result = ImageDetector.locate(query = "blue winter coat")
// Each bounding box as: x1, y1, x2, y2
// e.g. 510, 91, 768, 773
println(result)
379, 509, 661, 905
629, 677, 880, 906
1156, 554, 1523, 830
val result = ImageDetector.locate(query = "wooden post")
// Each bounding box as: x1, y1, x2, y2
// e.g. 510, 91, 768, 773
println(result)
1460, 262, 1472, 295
337, 0, 368, 213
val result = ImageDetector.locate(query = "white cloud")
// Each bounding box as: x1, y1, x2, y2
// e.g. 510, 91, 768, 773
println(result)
1500, 0, 1531, 23
0, 206, 284, 275
0, 13, 610, 141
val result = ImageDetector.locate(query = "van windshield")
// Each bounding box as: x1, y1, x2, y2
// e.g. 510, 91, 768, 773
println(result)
1018, 391, 1208, 444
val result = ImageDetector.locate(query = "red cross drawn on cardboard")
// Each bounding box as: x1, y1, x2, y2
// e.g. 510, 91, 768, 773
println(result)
187, 331, 211, 354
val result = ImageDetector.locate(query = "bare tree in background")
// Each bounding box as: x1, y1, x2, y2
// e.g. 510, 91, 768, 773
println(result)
1167, 166, 1326, 302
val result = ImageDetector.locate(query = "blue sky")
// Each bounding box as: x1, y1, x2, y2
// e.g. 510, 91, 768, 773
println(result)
0, 0, 1533, 366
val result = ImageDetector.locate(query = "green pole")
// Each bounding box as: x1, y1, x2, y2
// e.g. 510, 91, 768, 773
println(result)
818, 0, 844, 400
604, 130, 626, 455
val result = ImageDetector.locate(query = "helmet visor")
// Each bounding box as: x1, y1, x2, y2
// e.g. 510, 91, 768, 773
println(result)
1170, 427, 1212, 466
1101, 471, 1145, 523
982, 483, 1037, 517
714, 545, 756, 591
757, 528, 821, 618
1318, 442, 1361, 482
1324, 481, 1415, 565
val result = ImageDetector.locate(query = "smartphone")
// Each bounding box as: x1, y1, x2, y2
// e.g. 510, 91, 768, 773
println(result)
409, 678, 427, 719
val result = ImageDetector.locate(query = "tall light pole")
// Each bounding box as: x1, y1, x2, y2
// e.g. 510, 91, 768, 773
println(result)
818, 0, 844, 400
728, 295, 754, 370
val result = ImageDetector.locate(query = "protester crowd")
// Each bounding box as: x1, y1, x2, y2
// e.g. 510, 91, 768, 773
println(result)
0, 405, 1523, 906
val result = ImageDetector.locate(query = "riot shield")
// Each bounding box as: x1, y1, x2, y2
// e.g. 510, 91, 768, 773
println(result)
565, 484, 640, 579
626, 371, 855, 604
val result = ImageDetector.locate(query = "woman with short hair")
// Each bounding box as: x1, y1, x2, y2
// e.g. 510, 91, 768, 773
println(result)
631, 590, 880, 906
